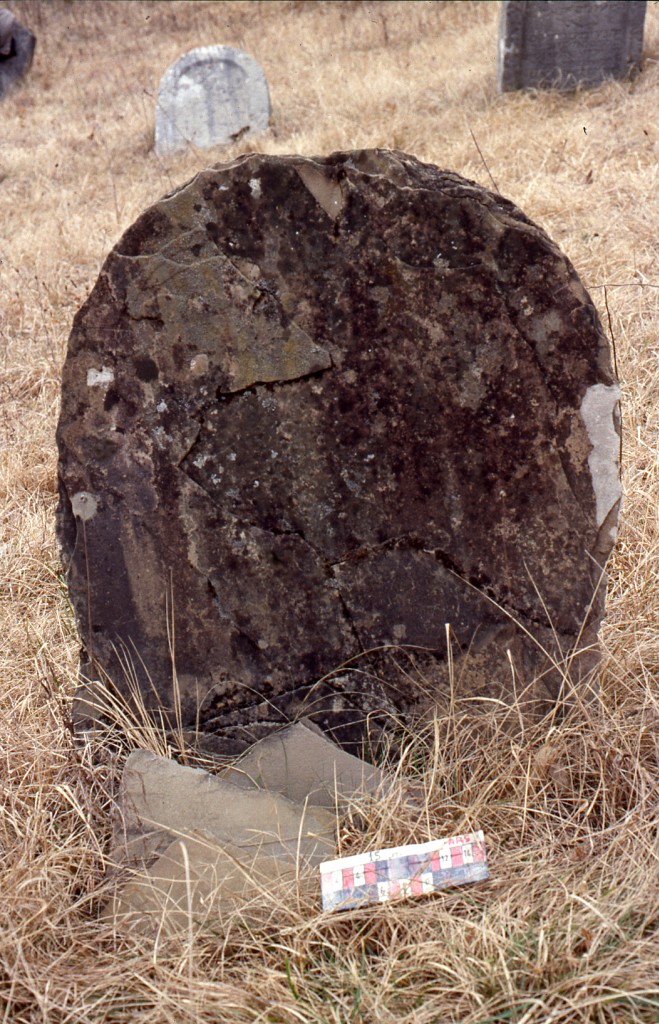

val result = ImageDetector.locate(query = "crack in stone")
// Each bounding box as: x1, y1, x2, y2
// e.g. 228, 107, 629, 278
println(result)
177, 456, 365, 660
197, 671, 386, 744
175, 415, 204, 468
556, 444, 586, 515
192, 615, 379, 736
503, 306, 560, 413
178, 412, 582, 654
497, 290, 594, 527
328, 533, 472, 580
422, 543, 583, 636
173, 357, 332, 478
178, 428, 368, 660
125, 308, 165, 323
215, 359, 334, 400
117, 246, 333, 394
329, 532, 579, 639
329, 577, 365, 654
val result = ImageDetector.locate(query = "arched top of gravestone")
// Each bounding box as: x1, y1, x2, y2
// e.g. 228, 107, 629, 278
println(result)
155, 45, 270, 156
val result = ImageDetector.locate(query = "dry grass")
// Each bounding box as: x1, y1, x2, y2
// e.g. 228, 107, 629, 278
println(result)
0, 1, 658, 1020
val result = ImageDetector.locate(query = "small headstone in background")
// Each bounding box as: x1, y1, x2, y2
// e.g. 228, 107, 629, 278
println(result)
0, 7, 36, 99
154, 45, 270, 155
498, 0, 647, 93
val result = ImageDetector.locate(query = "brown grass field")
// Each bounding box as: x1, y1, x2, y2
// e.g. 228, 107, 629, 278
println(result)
1, 1, 658, 1020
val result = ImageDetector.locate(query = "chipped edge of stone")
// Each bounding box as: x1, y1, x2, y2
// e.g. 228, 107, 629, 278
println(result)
296, 163, 346, 220
580, 383, 622, 537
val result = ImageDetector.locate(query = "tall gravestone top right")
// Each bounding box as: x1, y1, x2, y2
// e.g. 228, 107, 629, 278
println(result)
498, 0, 647, 92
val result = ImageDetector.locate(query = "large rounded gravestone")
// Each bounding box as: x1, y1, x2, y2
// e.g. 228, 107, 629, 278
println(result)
57, 150, 621, 753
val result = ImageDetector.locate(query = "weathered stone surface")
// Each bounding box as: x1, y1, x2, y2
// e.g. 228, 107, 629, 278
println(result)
155, 45, 270, 155
498, 0, 646, 93
0, 8, 36, 99
111, 749, 336, 871
56, 149, 621, 753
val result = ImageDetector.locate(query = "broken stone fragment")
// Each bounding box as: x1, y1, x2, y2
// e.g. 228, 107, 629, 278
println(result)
106, 720, 405, 933
218, 720, 387, 807
103, 832, 310, 936
108, 736, 385, 935
57, 149, 621, 753
111, 749, 336, 871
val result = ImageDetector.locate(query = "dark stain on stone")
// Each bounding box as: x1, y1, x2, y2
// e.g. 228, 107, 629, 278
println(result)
133, 356, 159, 382
116, 206, 175, 258
205, 221, 222, 247
103, 388, 120, 412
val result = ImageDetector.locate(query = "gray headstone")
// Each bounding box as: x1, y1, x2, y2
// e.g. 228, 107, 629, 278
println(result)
154, 45, 270, 155
0, 8, 16, 54
56, 150, 621, 755
0, 8, 36, 99
498, 0, 647, 93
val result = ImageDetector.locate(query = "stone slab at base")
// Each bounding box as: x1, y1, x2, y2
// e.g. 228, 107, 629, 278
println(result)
103, 832, 308, 936
112, 748, 336, 871
218, 720, 387, 808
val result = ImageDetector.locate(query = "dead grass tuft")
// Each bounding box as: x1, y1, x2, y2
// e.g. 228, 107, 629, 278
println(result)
0, 1, 658, 1020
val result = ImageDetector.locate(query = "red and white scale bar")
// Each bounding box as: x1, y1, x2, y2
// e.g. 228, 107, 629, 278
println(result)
320, 831, 488, 911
